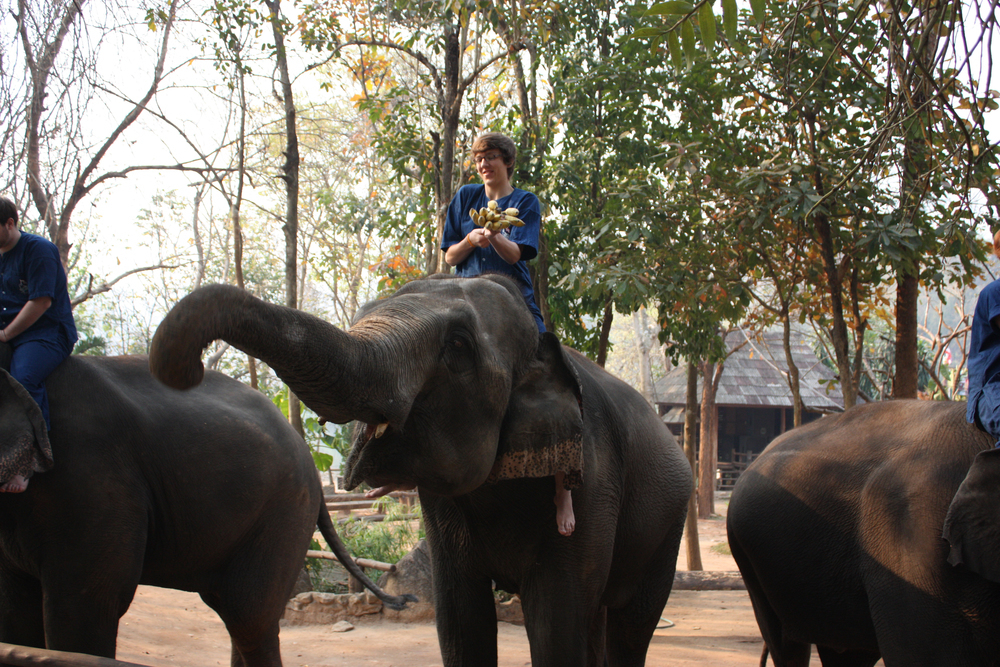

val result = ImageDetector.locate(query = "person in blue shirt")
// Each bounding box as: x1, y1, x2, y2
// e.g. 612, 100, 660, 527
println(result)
440, 133, 575, 536
0, 196, 78, 493
442, 132, 546, 334
967, 230, 1000, 444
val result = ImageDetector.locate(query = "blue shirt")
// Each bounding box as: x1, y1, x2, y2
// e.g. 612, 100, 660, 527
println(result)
0, 232, 78, 347
967, 277, 1000, 427
442, 184, 545, 331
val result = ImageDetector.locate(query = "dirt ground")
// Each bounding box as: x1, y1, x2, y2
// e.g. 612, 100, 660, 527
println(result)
113, 495, 775, 667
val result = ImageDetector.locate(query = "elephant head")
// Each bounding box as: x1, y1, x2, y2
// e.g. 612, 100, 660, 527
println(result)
149, 275, 584, 496
0, 367, 54, 488
943, 447, 1000, 583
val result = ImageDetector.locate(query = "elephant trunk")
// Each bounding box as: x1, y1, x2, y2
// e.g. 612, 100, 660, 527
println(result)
149, 285, 399, 426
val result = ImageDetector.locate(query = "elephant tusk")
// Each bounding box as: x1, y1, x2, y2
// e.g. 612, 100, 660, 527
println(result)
375, 423, 388, 438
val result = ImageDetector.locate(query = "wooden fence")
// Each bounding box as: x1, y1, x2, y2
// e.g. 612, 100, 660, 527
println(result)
715, 451, 760, 492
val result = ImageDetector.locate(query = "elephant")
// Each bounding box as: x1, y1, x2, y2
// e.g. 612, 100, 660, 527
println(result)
726, 399, 1000, 667
148, 274, 693, 667
0, 353, 413, 667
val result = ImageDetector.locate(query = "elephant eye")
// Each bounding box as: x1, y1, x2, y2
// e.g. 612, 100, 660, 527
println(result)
443, 331, 475, 373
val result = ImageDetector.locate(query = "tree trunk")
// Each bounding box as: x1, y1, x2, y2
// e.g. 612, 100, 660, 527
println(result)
888, 0, 938, 400
595, 297, 613, 368
683, 360, 703, 570
432, 25, 462, 275
698, 360, 718, 519
893, 270, 920, 398
230, 54, 257, 389
268, 0, 304, 437
634, 306, 653, 403
780, 312, 803, 427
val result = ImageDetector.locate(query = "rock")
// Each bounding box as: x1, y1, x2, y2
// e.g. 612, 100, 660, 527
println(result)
380, 539, 437, 623
495, 597, 524, 626
282, 540, 528, 625
289, 566, 313, 598
283, 591, 383, 625
330, 620, 354, 632
380, 539, 434, 604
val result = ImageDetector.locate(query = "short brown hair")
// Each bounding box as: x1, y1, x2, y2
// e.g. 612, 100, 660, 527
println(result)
993, 228, 1000, 260
471, 132, 516, 179
0, 196, 17, 228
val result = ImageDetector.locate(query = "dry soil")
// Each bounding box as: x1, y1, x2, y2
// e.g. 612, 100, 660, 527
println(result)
112, 495, 790, 666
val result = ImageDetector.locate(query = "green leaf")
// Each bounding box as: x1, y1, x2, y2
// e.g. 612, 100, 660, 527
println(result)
630, 26, 667, 38
723, 0, 738, 43
644, 0, 696, 15
682, 19, 696, 67
668, 29, 683, 70
312, 451, 334, 472
750, 0, 766, 25
699, 2, 716, 56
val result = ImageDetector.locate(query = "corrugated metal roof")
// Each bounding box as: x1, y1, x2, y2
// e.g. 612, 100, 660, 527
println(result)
654, 329, 845, 412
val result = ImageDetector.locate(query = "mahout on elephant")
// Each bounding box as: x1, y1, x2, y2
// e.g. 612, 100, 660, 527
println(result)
727, 399, 1000, 667
149, 274, 692, 667
0, 352, 413, 667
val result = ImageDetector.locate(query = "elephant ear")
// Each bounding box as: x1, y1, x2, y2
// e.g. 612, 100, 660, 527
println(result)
943, 447, 1000, 583
0, 367, 53, 487
487, 333, 584, 489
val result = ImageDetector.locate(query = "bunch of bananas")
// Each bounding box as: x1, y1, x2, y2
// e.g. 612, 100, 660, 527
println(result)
469, 200, 525, 232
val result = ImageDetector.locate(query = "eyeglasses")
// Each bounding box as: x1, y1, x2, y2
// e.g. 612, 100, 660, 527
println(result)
474, 153, 503, 165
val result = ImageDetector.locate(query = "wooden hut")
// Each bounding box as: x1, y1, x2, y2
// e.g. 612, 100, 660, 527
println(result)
653, 330, 846, 489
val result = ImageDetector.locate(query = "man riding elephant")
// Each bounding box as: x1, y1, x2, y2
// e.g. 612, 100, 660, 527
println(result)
0, 195, 77, 493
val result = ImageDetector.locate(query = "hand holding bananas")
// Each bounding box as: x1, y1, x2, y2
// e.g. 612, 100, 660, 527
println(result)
469, 200, 525, 232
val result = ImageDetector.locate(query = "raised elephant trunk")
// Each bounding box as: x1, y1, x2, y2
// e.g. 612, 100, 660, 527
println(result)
149, 284, 406, 427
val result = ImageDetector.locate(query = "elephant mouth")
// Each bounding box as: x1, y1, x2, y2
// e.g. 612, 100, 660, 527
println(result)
344, 419, 410, 491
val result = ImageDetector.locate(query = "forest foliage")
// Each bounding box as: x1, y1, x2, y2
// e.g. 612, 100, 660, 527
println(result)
1, 0, 997, 434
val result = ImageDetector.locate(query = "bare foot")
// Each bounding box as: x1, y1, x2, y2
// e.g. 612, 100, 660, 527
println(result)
555, 473, 575, 536
0, 474, 28, 493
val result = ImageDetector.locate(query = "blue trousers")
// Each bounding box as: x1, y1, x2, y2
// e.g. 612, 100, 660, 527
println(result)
10, 337, 73, 429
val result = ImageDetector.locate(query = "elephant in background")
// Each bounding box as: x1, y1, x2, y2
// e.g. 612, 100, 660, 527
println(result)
0, 354, 412, 667
727, 399, 1000, 666
149, 274, 692, 667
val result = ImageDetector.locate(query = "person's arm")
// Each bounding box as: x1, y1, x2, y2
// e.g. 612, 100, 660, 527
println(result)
445, 228, 489, 266
483, 228, 522, 264
0, 296, 52, 342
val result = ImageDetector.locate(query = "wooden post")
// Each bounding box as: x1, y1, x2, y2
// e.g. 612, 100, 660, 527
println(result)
348, 566, 366, 594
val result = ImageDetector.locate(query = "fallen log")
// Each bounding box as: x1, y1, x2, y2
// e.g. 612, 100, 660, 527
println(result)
0, 643, 149, 667
305, 550, 397, 573
672, 570, 745, 590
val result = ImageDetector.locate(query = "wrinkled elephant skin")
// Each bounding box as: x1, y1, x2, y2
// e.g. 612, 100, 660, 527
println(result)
727, 400, 1000, 667
0, 355, 410, 667
148, 275, 693, 667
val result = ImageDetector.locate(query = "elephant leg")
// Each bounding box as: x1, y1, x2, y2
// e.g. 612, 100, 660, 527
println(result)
36, 511, 147, 656
431, 570, 498, 667
816, 645, 881, 667
0, 570, 44, 648
604, 521, 683, 667
199, 589, 284, 667
198, 534, 305, 667
518, 565, 598, 667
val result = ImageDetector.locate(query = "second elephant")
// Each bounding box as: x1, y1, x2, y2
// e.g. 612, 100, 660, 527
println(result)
149, 275, 693, 667
0, 354, 412, 667
728, 399, 1000, 666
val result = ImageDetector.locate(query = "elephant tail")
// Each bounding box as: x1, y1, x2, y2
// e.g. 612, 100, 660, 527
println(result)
759, 644, 769, 667
315, 506, 418, 610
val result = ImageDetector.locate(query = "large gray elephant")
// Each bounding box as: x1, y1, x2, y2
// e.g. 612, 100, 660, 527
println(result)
0, 353, 412, 667
149, 274, 692, 666
727, 399, 1000, 666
